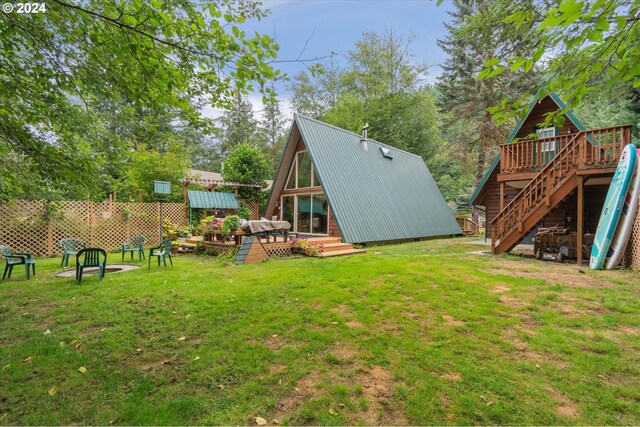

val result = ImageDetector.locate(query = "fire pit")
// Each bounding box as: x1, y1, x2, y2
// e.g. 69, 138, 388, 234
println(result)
55, 264, 140, 278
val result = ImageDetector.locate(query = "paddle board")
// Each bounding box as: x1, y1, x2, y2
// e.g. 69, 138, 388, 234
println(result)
604, 148, 640, 269
590, 144, 637, 270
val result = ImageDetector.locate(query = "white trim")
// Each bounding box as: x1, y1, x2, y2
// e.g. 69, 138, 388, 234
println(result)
537, 127, 557, 152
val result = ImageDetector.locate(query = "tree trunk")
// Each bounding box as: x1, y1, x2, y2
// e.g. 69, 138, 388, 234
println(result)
472, 147, 486, 224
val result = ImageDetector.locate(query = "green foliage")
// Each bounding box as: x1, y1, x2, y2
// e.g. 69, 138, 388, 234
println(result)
222, 143, 270, 187
479, 0, 640, 126
237, 205, 251, 220
437, 0, 539, 198
290, 31, 474, 202
221, 215, 240, 236
120, 142, 190, 202
0, 0, 280, 201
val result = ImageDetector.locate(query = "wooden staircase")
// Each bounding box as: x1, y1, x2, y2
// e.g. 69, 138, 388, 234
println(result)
307, 237, 366, 258
456, 217, 480, 236
490, 125, 632, 254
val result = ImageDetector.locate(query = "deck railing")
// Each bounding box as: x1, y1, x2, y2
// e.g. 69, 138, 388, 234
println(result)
500, 125, 632, 175
456, 217, 479, 236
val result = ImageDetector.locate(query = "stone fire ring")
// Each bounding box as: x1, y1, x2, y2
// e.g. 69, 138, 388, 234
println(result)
55, 264, 141, 278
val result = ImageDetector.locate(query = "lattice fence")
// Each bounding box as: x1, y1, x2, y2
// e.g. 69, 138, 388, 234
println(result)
238, 199, 260, 220
264, 242, 292, 257
623, 207, 640, 270
202, 242, 239, 256
0, 200, 186, 256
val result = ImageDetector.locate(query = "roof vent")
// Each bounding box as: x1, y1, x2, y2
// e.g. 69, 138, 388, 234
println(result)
380, 147, 393, 159
361, 123, 369, 152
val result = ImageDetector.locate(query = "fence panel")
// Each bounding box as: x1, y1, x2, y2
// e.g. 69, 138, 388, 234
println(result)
0, 200, 186, 256
623, 207, 640, 270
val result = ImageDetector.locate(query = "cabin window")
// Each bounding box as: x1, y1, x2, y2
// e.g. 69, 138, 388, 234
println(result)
298, 152, 313, 188
281, 196, 295, 226
285, 161, 296, 189
537, 127, 557, 152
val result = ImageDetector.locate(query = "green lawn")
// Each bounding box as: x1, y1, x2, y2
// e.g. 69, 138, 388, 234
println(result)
1, 238, 639, 425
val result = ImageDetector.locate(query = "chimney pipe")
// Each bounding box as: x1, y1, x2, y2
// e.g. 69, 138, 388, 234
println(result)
361, 123, 369, 152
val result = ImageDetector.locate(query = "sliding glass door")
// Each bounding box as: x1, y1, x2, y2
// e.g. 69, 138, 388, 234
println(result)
280, 193, 328, 235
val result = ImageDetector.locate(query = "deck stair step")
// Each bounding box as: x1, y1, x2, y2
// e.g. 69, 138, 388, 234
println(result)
316, 248, 366, 258
302, 236, 341, 244
319, 242, 357, 253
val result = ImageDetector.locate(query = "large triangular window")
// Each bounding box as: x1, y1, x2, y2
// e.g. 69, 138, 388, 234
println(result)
284, 151, 318, 189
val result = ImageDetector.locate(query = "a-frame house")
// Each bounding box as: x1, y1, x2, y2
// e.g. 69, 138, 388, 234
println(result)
264, 114, 461, 244
470, 90, 633, 263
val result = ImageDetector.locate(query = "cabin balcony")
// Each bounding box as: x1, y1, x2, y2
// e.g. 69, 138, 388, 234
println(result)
498, 125, 633, 182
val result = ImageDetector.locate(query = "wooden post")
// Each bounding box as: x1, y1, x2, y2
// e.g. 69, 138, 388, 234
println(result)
577, 176, 584, 266
183, 183, 189, 225
233, 186, 239, 196
500, 182, 505, 211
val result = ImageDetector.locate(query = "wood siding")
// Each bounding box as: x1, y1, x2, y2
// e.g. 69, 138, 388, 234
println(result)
514, 96, 580, 141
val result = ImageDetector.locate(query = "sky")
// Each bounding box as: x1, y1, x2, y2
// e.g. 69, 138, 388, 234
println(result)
202, 0, 454, 120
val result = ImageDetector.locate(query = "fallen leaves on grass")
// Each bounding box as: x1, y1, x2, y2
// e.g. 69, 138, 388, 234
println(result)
21, 357, 32, 364
48, 386, 57, 397
78, 367, 87, 374
178, 336, 186, 341
254, 416, 267, 425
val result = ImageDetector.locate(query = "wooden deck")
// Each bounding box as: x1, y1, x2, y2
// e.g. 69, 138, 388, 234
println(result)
202, 236, 365, 258
491, 124, 633, 262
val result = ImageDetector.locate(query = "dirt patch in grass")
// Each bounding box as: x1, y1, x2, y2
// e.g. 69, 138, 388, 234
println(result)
345, 320, 363, 329
440, 372, 461, 381
490, 285, 511, 294
277, 373, 322, 414
133, 355, 177, 372
265, 335, 286, 351
273, 365, 407, 425
330, 344, 357, 362
486, 261, 615, 289
402, 311, 418, 320
503, 328, 570, 368
499, 295, 529, 308
358, 366, 407, 425
442, 314, 464, 326
546, 387, 579, 419
269, 364, 287, 375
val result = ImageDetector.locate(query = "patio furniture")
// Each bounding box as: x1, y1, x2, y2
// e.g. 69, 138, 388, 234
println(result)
1, 245, 36, 280
59, 238, 86, 267
148, 239, 173, 269
121, 236, 147, 262
75, 248, 107, 283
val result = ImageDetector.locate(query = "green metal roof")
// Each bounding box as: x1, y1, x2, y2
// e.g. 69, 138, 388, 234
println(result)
188, 190, 238, 209
469, 90, 586, 205
267, 114, 461, 243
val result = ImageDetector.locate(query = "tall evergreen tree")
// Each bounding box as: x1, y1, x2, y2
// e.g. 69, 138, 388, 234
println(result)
437, 0, 538, 213
216, 93, 261, 157
259, 93, 287, 174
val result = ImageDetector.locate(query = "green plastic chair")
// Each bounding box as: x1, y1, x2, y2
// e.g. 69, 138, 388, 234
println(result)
122, 236, 147, 262
148, 239, 173, 270
1, 245, 36, 280
59, 238, 86, 267
76, 248, 107, 283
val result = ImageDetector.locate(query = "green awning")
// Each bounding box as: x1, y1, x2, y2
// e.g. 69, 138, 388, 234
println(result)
188, 190, 238, 209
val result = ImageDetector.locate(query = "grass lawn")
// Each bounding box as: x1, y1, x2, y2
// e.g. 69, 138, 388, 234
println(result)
1, 238, 639, 425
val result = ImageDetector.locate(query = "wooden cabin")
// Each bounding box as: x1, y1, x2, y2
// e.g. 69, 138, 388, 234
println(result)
264, 114, 461, 244
470, 91, 633, 264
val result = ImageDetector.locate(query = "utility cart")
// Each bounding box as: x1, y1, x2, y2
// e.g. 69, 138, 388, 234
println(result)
534, 226, 594, 262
